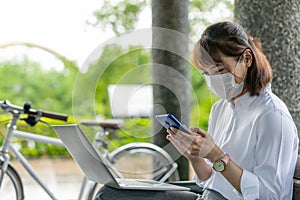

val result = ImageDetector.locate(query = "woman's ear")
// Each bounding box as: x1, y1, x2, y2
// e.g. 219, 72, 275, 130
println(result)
243, 49, 253, 68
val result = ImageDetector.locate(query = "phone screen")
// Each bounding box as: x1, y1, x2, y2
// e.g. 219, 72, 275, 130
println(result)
155, 114, 191, 134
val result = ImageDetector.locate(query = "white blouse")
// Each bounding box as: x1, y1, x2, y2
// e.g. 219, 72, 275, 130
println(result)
194, 84, 299, 200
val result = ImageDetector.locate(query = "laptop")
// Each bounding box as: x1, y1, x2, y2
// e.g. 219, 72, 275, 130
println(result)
52, 124, 190, 191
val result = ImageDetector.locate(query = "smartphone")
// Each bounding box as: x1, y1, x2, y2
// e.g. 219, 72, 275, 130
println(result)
155, 114, 191, 134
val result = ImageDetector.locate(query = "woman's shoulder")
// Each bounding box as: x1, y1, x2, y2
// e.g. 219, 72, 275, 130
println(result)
249, 85, 297, 135
211, 99, 228, 112
257, 85, 291, 116
253, 86, 298, 138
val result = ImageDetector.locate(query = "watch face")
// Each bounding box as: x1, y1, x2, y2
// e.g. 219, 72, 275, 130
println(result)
213, 160, 225, 172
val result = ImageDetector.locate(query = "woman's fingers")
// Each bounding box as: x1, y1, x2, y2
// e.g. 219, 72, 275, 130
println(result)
168, 126, 216, 159
167, 134, 190, 157
167, 128, 204, 158
190, 126, 206, 137
168, 127, 195, 147
189, 126, 199, 133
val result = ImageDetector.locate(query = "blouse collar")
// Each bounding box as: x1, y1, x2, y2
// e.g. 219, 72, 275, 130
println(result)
230, 83, 272, 109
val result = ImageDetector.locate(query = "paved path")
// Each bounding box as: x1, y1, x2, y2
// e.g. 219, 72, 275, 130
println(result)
7, 158, 96, 200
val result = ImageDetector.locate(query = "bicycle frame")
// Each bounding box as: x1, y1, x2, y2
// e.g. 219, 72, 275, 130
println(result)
0, 112, 64, 200
0, 111, 123, 200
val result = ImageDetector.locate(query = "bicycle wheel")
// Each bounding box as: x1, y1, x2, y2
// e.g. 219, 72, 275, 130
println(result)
86, 142, 180, 199
0, 162, 24, 200
108, 142, 179, 181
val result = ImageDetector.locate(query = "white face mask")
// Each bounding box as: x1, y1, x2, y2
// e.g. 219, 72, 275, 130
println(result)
204, 73, 244, 100
204, 56, 245, 101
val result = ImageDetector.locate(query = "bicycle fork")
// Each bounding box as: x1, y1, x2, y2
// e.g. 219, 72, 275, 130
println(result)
0, 151, 10, 187
0, 114, 16, 188
0, 112, 19, 188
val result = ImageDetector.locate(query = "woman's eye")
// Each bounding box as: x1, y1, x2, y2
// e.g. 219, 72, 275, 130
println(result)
218, 68, 225, 73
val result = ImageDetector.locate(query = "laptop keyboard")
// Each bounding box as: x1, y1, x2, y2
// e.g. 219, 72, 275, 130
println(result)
119, 179, 164, 187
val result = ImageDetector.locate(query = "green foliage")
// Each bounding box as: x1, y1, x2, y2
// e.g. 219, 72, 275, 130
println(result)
89, 0, 234, 38
75, 43, 217, 143
189, 0, 234, 39
95, 46, 151, 116
0, 57, 75, 115
90, 0, 148, 35
0, 0, 232, 159
0, 43, 218, 158
0, 56, 76, 157
86, 0, 231, 129
100, 118, 152, 152
73, 45, 151, 117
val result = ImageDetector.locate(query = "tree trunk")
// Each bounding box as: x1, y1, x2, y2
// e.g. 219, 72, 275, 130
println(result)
152, 0, 190, 180
234, 0, 300, 135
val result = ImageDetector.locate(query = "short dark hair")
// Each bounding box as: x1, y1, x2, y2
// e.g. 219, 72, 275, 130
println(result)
192, 21, 272, 96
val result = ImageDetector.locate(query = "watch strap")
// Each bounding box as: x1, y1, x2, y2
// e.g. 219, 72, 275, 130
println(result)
212, 153, 230, 172
221, 153, 230, 165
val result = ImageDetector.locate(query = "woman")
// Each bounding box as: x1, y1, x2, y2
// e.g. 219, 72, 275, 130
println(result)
95, 21, 299, 200
167, 21, 299, 199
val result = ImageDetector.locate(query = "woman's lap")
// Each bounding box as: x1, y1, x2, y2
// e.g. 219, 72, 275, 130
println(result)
94, 183, 228, 200
94, 185, 200, 200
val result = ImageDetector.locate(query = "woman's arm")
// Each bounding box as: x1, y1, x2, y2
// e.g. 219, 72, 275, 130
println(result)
205, 145, 243, 194
238, 110, 299, 199
190, 157, 212, 182
186, 128, 243, 193
168, 127, 243, 194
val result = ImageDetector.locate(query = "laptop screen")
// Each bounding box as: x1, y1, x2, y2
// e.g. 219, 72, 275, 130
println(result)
52, 124, 117, 185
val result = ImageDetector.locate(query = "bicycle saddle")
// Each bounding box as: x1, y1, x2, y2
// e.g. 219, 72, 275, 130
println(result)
80, 119, 124, 130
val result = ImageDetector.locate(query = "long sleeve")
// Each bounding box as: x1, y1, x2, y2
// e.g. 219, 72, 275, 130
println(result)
240, 110, 299, 199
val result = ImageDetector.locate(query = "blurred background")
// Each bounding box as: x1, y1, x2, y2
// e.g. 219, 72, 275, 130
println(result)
0, 0, 232, 160
1, 0, 299, 199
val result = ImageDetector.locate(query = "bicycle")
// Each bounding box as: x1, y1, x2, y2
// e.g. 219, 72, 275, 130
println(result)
0, 100, 179, 200
0, 100, 68, 200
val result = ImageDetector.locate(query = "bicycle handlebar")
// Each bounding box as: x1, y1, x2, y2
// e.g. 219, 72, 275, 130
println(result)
0, 100, 68, 122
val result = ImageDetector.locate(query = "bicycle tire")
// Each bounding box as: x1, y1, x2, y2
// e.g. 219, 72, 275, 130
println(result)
87, 142, 180, 199
0, 162, 24, 200
109, 142, 180, 181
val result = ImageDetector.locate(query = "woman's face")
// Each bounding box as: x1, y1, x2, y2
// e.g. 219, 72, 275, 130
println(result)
198, 49, 252, 84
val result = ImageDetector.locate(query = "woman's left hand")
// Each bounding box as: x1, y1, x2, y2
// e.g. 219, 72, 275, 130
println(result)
166, 127, 216, 161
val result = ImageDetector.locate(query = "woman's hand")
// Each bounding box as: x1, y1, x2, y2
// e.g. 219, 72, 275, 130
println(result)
166, 126, 216, 161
